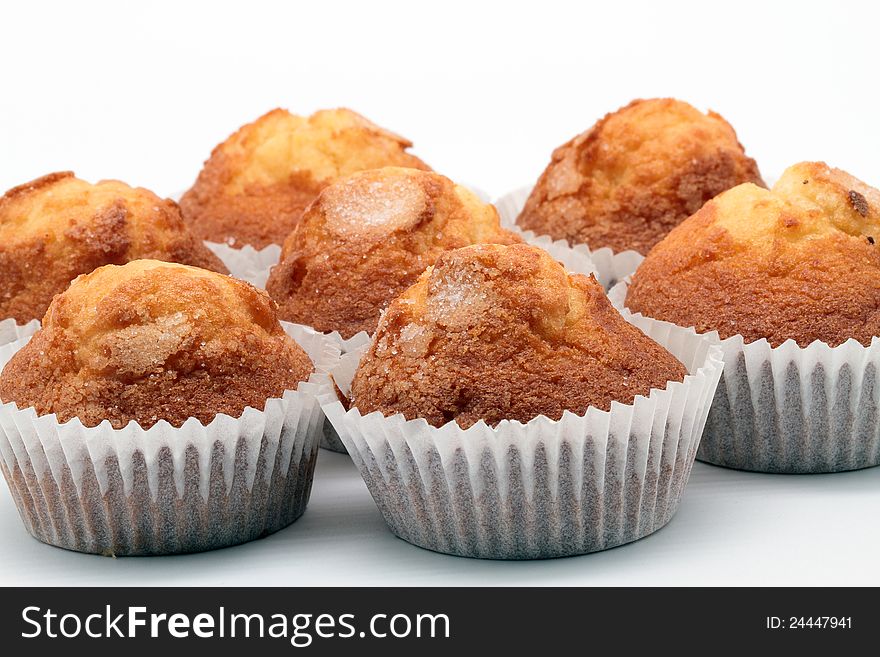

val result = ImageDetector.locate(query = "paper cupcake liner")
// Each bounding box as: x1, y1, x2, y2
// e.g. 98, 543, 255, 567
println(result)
609, 280, 880, 473
0, 318, 40, 347
495, 185, 643, 289
205, 241, 281, 289
0, 323, 340, 556
320, 318, 723, 559
319, 331, 372, 453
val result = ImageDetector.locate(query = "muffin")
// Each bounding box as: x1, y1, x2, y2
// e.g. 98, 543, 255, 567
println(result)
0, 260, 334, 554
517, 98, 764, 254
323, 243, 724, 558
266, 167, 521, 339
352, 243, 686, 427
0, 172, 227, 324
1, 259, 312, 428
180, 108, 430, 249
626, 162, 880, 347
619, 161, 880, 473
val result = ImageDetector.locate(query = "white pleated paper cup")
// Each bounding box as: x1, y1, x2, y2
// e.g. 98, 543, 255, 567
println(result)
320, 322, 723, 559
319, 331, 372, 453
0, 318, 40, 347
204, 241, 281, 289
495, 186, 643, 289
609, 280, 880, 474
0, 323, 340, 556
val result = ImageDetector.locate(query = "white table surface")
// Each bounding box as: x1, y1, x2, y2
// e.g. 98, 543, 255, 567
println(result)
1, 448, 877, 587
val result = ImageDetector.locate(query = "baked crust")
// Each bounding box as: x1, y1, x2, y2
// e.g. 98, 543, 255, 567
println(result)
266, 167, 521, 339
0, 172, 227, 323
626, 161, 880, 347
0, 260, 313, 428
351, 243, 686, 428
180, 108, 430, 249
518, 98, 763, 254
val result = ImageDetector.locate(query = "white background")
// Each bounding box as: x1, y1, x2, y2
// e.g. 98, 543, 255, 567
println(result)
1, 0, 879, 586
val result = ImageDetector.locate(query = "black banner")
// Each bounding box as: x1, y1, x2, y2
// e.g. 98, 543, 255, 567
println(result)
0, 587, 873, 654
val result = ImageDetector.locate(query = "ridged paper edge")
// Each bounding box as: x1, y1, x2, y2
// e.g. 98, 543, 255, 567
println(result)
0, 318, 40, 347
609, 279, 880, 473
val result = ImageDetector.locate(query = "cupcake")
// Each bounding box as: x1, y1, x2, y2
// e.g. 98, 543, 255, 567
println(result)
266, 167, 521, 340
322, 243, 724, 558
519, 98, 763, 254
497, 98, 763, 288
0, 260, 335, 555
180, 108, 430, 250
619, 161, 880, 473
0, 172, 227, 333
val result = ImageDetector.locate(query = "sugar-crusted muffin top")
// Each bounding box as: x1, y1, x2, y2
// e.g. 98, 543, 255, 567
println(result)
180, 108, 430, 249
266, 167, 520, 338
0, 172, 227, 323
626, 161, 880, 347
0, 260, 313, 428
518, 98, 763, 254
350, 243, 686, 428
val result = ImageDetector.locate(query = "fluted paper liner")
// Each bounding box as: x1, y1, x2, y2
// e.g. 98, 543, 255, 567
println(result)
320, 319, 723, 559
0, 323, 340, 555
0, 318, 40, 347
205, 241, 281, 288
320, 331, 372, 453
495, 185, 642, 289
609, 280, 880, 473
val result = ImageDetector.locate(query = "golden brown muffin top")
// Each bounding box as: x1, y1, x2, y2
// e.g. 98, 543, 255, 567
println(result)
350, 243, 686, 428
626, 161, 880, 348
266, 167, 521, 339
0, 260, 313, 429
180, 108, 430, 249
0, 172, 227, 324
517, 98, 763, 254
